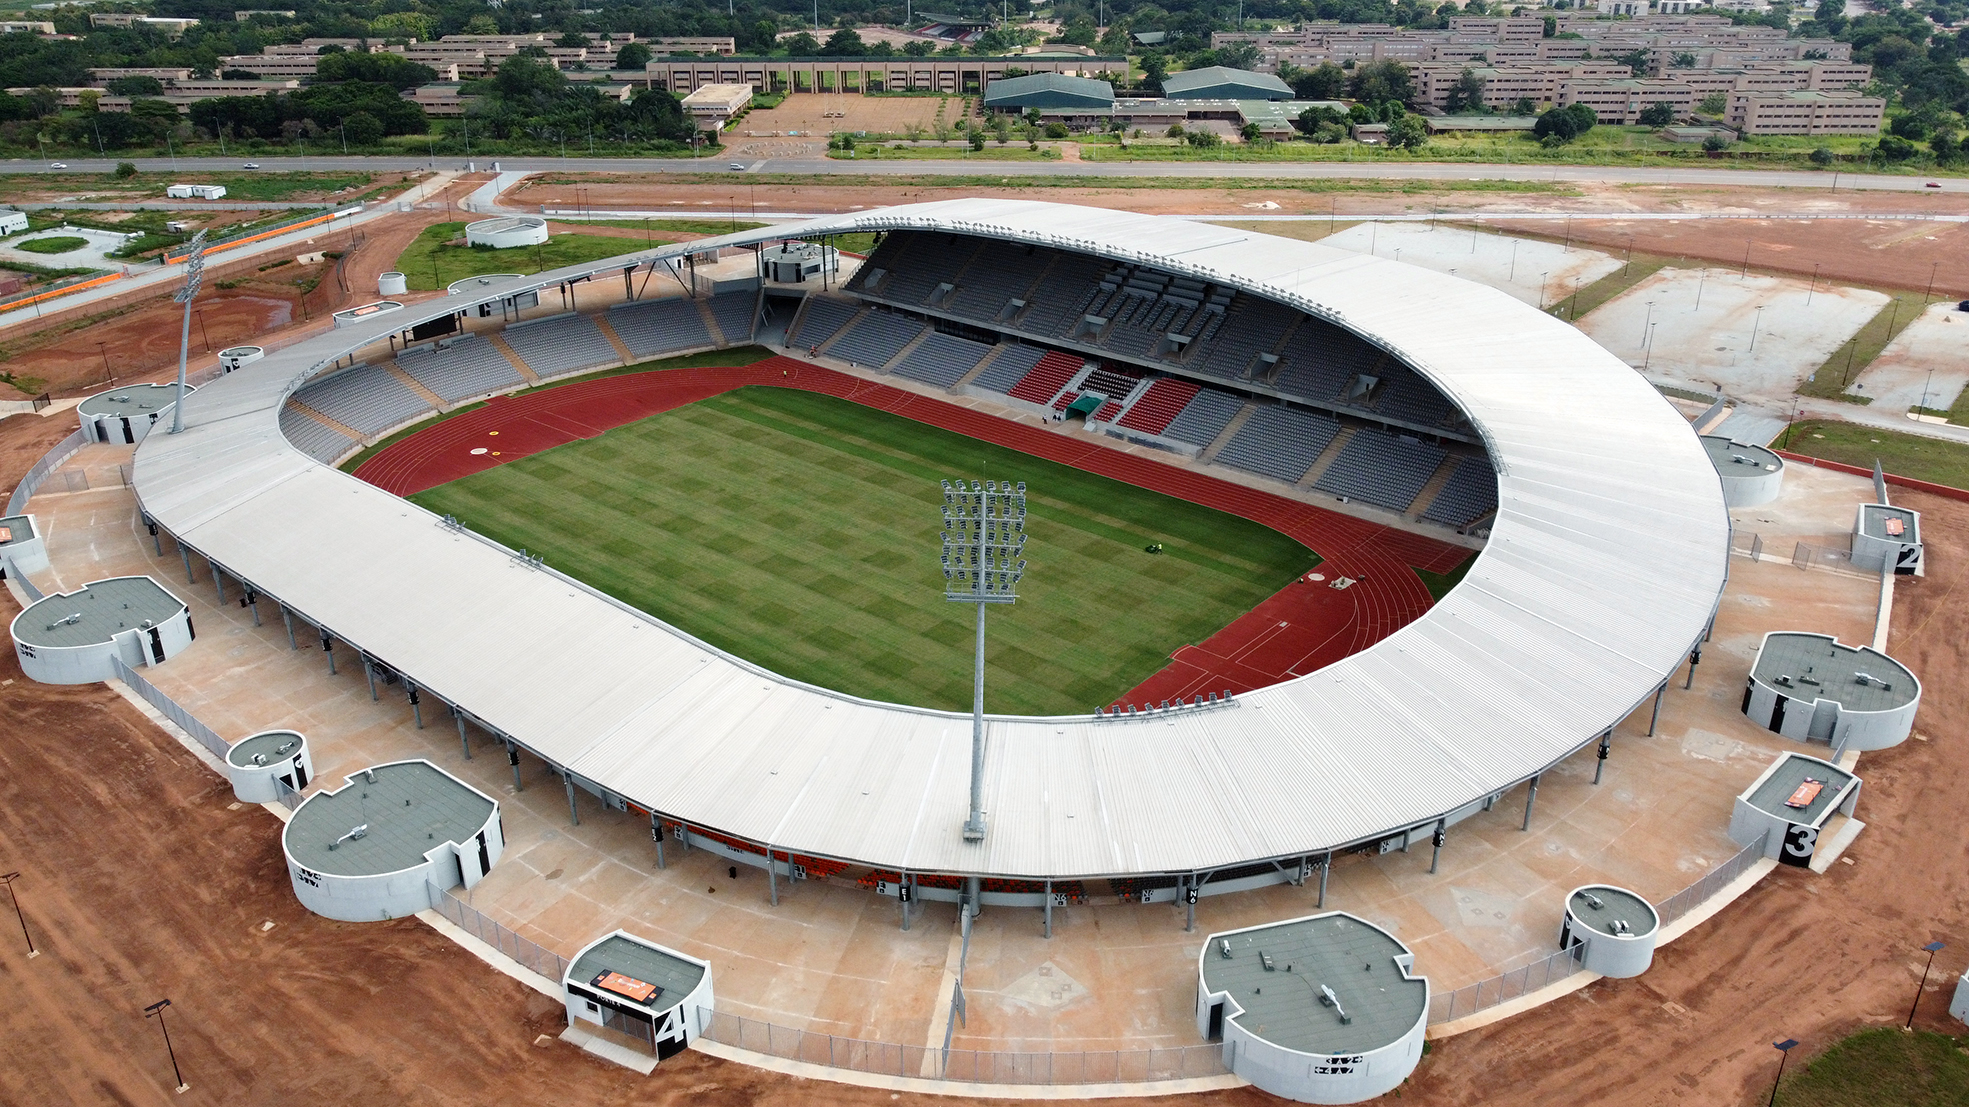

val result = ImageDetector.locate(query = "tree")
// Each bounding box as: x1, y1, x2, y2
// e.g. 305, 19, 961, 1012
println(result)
1875, 134, 1917, 160
1165, 122, 1184, 137
1348, 60, 1413, 108
1045, 121, 1069, 138
1218, 40, 1260, 70
1702, 134, 1728, 152
1698, 93, 1727, 115
372, 11, 433, 40
114, 160, 137, 177
1283, 61, 1346, 100
464, 14, 499, 35
902, 40, 935, 57
1240, 121, 1262, 141
1671, 52, 1696, 68
616, 43, 652, 70
1809, 146, 1835, 166
341, 109, 384, 146
1542, 15, 1557, 36
1057, 15, 1097, 47
1444, 68, 1486, 113
969, 128, 985, 150
1637, 102, 1676, 127
316, 51, 437, 91
782, 32, 820, 56
1185, 128, 1221, 148
1932, 129, 1961, 165
1512, 96, 1536, 115
105, 75, 163, 97
1532, 102, 1596, 142
1387, 113, 1428, 149
1139, 51, 1168, 95
822, 29, 865, 56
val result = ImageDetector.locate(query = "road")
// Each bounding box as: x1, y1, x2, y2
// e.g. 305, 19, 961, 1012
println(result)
3, 154, 1966, 193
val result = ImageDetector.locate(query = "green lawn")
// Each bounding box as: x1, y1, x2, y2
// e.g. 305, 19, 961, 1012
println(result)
408, 386, 1319, 714
395, 221, 672, 291
1776, 419, 1969, 491
12, 235, 86, 254
1774, 1028, 1969, 1106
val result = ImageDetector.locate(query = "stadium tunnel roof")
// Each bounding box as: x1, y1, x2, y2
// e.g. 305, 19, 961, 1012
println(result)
130, 198, 1730, 881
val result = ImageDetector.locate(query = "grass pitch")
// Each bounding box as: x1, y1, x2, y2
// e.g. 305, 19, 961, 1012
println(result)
409, 386, 1318, 714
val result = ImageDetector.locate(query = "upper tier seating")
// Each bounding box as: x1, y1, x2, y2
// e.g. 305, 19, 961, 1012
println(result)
830, 310, 925, 368
1269, 317, 1383, 405
1007, 350, 1085, 406
1420, 457, 1500, 527
1215, 405, 1341, 483
892, 332, 993, 387
280, 404, 357, 464
709, 290, 757, 344
795, 297, 858, 349
608, 297, 712, 359
972, 343, 1046, 394
1162, 388, 1244, 447
503, 313, 619, 379
1312, 429, 1448, 512
293, 364, 433, 437
394, 335, 524, 404
1116, 378, 1201, 436
944, 240, 1040, 322
1188, 296, 1298, 381
1371, 365, 1460, 428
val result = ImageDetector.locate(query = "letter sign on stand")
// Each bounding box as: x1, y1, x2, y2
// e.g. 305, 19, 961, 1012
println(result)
1780, 822, 1819, 867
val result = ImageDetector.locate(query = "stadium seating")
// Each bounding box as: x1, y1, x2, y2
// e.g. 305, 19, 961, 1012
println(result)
1116, 378, 1200, 436
394, 335, 524, 404
1162, 387, 1245, 448
794, 297, 858, 349
1188, 296, 1298, 381
1020, 254, 1109, 337
708, 290, 758, 344
1007, 350, 1085, 406
608, 297, 712, 359
971, 343, 1045, 394
1420, 456, 1500, 527
1370, 365, 1460, 428
891, 331, 992, 387
944, 240, 1040, 322
1214, 405, 1341, 483
293, 363, 434, 437
1270, 317, 1382, 404
1312, 429, 1448, 512
883, 234, 979, 306
503, 313, 619, 379
279, 403, 357, 464
829, 309, 925, 368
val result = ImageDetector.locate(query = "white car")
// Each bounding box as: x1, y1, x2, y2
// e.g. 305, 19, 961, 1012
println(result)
242, 161, 261, 169
48, 161, 67, 169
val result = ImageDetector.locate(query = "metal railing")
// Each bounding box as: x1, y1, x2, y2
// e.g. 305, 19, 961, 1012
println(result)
109, 655, 230, 763
695, 1009, 1229, 1084
425, 883, 571, 983
2, 556, 43, 602
6, 427, 89, 516
1654, 830, 1768, 929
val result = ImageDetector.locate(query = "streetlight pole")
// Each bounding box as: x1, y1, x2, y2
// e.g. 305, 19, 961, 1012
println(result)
938, 478, 1028, 879
1748, 305, 1765, 354
144, 998, 189, 1094
1805, 262, 1820, 308
1909, 941, 1946, 1029
96, 342, 112, 384
0, 870, 35, 957
1768, 1038, 1798, 1107
168, 230, 208, 435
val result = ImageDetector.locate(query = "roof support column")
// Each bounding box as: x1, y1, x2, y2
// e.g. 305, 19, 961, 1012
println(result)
1523, 774, 1541, 831
1430, 819, 1446, 874
563, 772, 579, 826
212, 564, 225, 604
1043, 879, 1052, 939
966, 875, 980, 919
1317, 850, 1331, 908
1185, 875, 1198, 933
179, 544, 194, 584
454, 705, 470, 759
899, 872, 911, 931
281, 604, 296, 649
1648, 680, 1667, 735
650, 815, 664, 868
144, 518, 162, 556
768, 848, 779, 906
506, 740, 522, 791
242, 588, 260, 626
1685, 645, 1702, 690
407, 684, 423, 729
364, 656, 378, 701
320, 630, 335, 675
1594, 730, 1612, 784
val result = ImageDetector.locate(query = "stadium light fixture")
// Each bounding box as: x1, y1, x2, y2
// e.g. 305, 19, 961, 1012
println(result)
168, 229, 209, 435
939, 478, 1028, 845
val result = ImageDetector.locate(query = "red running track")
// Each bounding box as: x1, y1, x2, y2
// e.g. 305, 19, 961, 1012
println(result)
351, 356, 1473, 702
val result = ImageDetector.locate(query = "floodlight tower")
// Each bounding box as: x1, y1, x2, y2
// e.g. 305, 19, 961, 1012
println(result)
939, 478, 1027, 850
168, 229, 209, 435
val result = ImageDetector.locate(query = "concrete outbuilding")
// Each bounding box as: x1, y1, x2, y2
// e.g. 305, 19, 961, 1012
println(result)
1852, 502, 1922, 575
225, 729, 312, 804
283, 759, 503, 922
1700, 434, 1783, 507
1559, 885, 1658, 978
0, 513, 48, 578
1162, 65, 1293, 101
563, 930, 715, 1061
466, 216, 549, 249
79, 382, 192, 444
762, 241, 838, 283
1729, 751, 1859, 867
217, 345, 264, 373
1742, 631, 1919, 752
1197, 912, 1428, 1104
10, 575, 193, 683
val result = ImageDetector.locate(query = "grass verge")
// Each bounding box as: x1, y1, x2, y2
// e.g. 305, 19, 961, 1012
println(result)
1804, 295, 1927, 404
1774, 1027, 1969, 1106
395, 221, 680, 291
406, 385, 1319, 713
11, 235, 87, 254
1775, 419, 1969, 491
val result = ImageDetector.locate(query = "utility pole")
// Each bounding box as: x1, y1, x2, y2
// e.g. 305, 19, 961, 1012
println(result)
168, 230, 208, 435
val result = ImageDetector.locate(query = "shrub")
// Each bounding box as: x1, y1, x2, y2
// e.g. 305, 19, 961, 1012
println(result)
1043, 121, 1068, 139
1702, 134, 1728, 152
1809, 146, 1835, 166
1637, 103, 1676, 127
114, 161, 138, 178
1532, 103, 1597, 143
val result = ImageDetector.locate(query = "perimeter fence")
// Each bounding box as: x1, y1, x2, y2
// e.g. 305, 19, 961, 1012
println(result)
425, 883, 572, 983
109, 655, 230, 763
5, 427, 88, 516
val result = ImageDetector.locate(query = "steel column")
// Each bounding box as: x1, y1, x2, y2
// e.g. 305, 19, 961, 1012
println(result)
508, 741, 522, 791
1043, 879, 1052, 939
1648, 681, 1666, 735
364, 659, 378, 701
768, 849, 779, 906
650, 815, 665, 868
281, 605, 296, 649
321, 632, 335, 675
1429, 819, 1446, 874
180, 545, 194, 584
212, 565, 225, 604
455, 706, 471, 758
408, 685, 423, 729
1317, 851, 1331, 908
564, 773, 579, 825
243, 590, 260, 626
1685, 646, 1701, 690
966, 875, 980, 918
1594, 731, 1611, 784
1523, 774, 1541, 831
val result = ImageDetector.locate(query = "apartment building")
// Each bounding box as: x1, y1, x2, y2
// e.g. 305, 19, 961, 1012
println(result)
1727, 88, 1886, 134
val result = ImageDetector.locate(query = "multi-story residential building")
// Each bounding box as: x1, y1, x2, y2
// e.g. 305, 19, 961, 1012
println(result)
1727, 89, 1886, 134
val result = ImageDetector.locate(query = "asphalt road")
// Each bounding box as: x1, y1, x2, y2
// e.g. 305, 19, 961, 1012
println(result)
4, 154, 1967, 193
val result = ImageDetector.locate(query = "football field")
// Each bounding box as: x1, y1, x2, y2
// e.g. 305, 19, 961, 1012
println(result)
409, 386, 1319, 715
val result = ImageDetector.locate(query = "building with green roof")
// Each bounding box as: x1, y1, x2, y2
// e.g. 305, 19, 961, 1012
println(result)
1162, 65, 1293, 100
982, 72, 1115, 113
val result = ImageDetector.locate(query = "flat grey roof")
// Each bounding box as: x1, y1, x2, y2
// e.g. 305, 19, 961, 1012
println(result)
1858, 503, 1918, 541
0, 514, 34, 545
1202, 915, 1425, 1056
284, 761, 495, 877
228, 729, 304, 769
1745, 753, 1854, 826
467, 216, 544, 233
11, 576, 184, 649
1700, 435, 1781, 476
78, 382, 188, 419
1754, 632, 1916, 713
1568, 885, 1656, 937
568, 934, 706, 1009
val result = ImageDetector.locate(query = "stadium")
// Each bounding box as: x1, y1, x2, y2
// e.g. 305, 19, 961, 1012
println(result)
104, 197, 1748, 1094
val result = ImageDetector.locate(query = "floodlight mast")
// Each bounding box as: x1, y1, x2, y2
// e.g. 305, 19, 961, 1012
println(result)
168, 230, 209, 435
939, 478, 1028, 847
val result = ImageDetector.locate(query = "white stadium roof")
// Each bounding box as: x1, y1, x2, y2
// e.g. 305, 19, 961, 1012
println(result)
132, 199, 1730, 879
